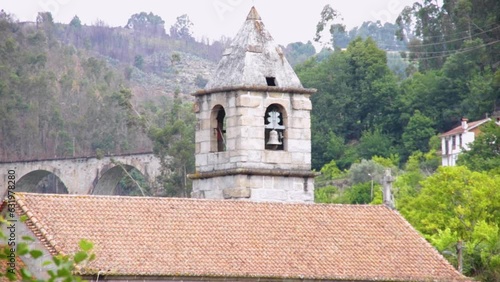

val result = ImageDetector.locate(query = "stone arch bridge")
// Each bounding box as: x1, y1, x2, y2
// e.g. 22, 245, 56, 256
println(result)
1, 152, 160, 196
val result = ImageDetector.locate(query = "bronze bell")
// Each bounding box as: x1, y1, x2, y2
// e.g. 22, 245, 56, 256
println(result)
267, 129, 282, 146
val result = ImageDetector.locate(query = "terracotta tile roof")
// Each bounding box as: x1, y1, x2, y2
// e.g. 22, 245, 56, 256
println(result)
440, 118, 491, 137
11, 193, 469, 281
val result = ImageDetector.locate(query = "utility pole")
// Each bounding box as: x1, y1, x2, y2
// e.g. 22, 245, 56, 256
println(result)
457, 240, 463, 273
368, 173, 374, 201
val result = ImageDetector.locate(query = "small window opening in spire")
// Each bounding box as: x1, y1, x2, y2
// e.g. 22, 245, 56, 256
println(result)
266, 77, 277, 86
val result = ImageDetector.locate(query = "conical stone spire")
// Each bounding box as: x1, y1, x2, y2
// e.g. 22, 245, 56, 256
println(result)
205, 6, 303, 89
190, 6, 316, 203
246, 5, 261, 20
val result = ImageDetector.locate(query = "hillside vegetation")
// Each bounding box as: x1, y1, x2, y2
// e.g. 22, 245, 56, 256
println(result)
0, 13, 149, 160
1, 3, 499, 279
0, 11, 224, 161
305, 2, 499, 280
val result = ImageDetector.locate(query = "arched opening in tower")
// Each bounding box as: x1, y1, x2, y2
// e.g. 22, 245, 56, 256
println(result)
264, 104, 286, 150
211, 105, 226, 152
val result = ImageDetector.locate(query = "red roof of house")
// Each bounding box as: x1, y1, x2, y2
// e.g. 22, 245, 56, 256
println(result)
10, 193, 470, 281
440, 118, 491, 137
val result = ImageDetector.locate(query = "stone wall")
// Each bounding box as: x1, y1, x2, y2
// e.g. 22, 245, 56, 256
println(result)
192, 174, 314, 203
194, 90, 312, 172
192, 88, 315, 203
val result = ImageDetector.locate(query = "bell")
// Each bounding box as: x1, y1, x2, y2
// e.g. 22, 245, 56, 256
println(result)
267, 129, 282, 146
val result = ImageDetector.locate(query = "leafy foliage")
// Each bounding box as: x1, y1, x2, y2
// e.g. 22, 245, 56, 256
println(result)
0, 218, 95, 282
358, 129, 393, 160
169, 14, 194, 40
314, 4, 343, 49
396, 0, 499, 72
149, 95, 195, 197
400, 166, 500, 279
297, 37, 400, 169
0, 14, 150, 161
126, 12, 165, 35
402, 110, 436, 157
457, 121, 500, 172
283, 41, 316, 66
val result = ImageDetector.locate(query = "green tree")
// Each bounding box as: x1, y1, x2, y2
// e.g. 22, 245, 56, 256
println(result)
401, 166, 500, 277
372, 155, 399, 168
349, 159, 385, 185
169, 14, 194, 40
314, 185, 339, 204
114, 168, 151, 196
194, 74, 208, 88
402, 110, 436, 157
334, 21, 407, 51
311, 130, 352, 170
314, 4, 343, 49
297, 37, 399, 170
126, 11, 165, 35
457, 121, 500, 172
69, 15, 82, 28
36, 12, 54, 30
284, 41, 316, 66
315, 159, 344, 190
134, 55, 144, 70
396, 0, 500, 71
358, 129, 393, 159
344, 182, 375, 204
149, 96, 195, 197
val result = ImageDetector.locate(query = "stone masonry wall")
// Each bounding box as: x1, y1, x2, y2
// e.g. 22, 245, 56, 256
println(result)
192, 174, 314, 203
194, 90, 312, 173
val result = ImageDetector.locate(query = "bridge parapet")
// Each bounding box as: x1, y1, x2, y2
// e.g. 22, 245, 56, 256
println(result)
1, 153, 160, 196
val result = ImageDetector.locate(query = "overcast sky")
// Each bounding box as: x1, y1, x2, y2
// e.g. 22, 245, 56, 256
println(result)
2, 0, 418, 45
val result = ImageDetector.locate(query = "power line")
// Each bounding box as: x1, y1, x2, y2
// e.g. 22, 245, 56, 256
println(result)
383, 40, 499, 62
406, 26, 500, 48
400, 39, 498, 55
371, 25, 500, 50
405, 40, 499, 61
399, 21, 500, 40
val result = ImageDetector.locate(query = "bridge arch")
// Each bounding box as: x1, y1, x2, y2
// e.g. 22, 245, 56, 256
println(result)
17, 170, 69, 194
1, 153, 160, 196
92, 164, 149, 196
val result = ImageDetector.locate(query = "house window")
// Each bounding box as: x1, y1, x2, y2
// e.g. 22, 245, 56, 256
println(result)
211, 105, 226, 152
459, 134, 462, 148
264, 104, 285, 150
452, 136, 456, 149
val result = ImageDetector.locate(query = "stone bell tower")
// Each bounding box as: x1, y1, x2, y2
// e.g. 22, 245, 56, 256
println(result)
189, 7, 316, 202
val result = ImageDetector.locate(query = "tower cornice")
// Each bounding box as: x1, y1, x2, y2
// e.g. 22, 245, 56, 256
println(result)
189, 168, 318, 180
192, 85, 317, 96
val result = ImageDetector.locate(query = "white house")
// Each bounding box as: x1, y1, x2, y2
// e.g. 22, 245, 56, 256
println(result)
440, 117, 493, 166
